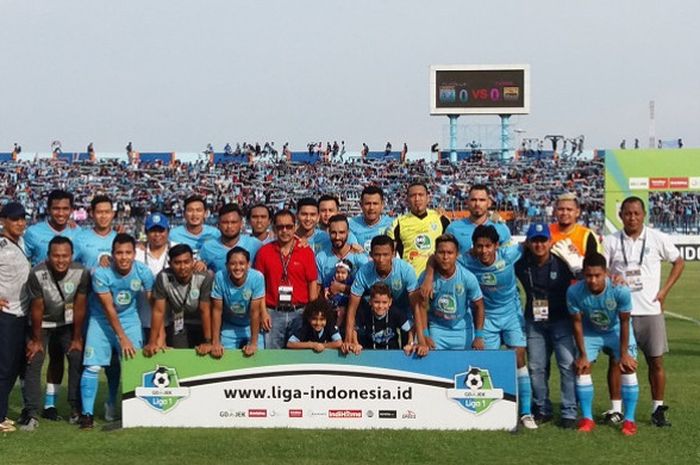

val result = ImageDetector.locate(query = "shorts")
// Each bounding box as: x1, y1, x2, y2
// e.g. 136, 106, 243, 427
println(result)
632, 313, 668, 358
584, 329, 637, 362
221, 323, 265, 349
83, 316, 143, 366
483, 312, 526, 350
428, 322, 473, 350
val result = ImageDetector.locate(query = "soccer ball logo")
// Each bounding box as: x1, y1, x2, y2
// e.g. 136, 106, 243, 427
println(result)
152, 366, 171, 389
464, 367, 483, 391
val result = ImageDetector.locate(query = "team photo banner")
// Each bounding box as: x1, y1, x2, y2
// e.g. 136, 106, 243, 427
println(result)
122, 350, 517, 430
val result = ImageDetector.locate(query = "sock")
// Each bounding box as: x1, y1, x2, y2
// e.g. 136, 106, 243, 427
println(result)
80, 366, 101, 416
576, 374, 594, 420
652, 400, 664, 413
611, 399, 622, 413
44, 383, 60, 409
621, 373, 639, 422
105, 361, 121, 406
517, 366, 532, 416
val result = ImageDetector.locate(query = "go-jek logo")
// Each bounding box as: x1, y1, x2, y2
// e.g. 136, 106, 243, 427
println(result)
135, 365, 190, 413
447, 366, 503, 415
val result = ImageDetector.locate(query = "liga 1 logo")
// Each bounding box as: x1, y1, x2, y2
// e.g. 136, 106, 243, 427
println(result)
135, 365, 190, 413
447, 366, 504, 415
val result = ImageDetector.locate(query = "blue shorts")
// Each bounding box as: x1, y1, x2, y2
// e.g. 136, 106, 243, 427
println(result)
428, 322, 473, 350
584, 328, 637, 362
483, 312, 526, 349
221, 323, 265, 350
83, 315, 143, 366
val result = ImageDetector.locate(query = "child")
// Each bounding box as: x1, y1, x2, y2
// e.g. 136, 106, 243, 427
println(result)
287, 298, 343, 352
326, 259, 353, 328
351, 283, 415, 355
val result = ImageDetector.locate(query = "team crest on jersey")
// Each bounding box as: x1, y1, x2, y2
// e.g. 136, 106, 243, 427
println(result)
455, 283, 465, 296
605, 298, 617, 311
430, 222, 438, 231
130, 279, 142, 291
550, 271, 558, 280
448, 366, 504, 415
63, 281, 76, 295
481, 273, 497, 286
437, 295, 457, 314
414, 234, 432, 251
242, 289, 252, 300
363, 239, 372, 253
391, 279, 403, 291
494, 260, 506, 271
116, 291, 132, 306
135, 365, 190, 414
189, 288, 200, 300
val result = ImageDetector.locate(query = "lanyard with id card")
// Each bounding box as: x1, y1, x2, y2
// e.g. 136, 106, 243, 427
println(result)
620, 233, 645, 293
527, 263, 552, 322
278, 242, 296, 305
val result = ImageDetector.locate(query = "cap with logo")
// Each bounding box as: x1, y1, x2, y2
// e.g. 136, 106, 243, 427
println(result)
145, 212, 169, 231
526, 223, 551, 241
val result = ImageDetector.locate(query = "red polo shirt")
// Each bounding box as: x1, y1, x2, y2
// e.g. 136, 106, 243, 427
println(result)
254, 240, 318, 308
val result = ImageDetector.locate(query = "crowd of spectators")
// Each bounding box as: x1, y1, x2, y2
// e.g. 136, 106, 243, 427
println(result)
648, 192, 700, 234
0, 155, 605, 236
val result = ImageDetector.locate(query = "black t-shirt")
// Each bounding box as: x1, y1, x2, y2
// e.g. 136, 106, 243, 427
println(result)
515, 252, 574, 322
289, 321, 341, 344
355, 306, 410, 350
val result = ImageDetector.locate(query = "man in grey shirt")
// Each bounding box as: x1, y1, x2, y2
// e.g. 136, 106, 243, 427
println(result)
0, 202, 31, 433
143, 244, 214, 355
20, 236, 89, 429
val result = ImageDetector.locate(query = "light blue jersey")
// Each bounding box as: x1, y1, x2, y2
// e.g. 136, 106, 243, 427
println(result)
351, 258, 418, 313
211, 268, 265, 327
349, 215, 393, 253
567, 279, 632, 334
463, 245, 522, 319
90, 261, 155, 323
24, 221, 81, 265
308, 229, 359, 255
74, 228, 117, 270
169, 224, 221, 257
446, 219, 511, 266
315, 249, 370, 286
199, 234, 263, 274
420, 264, 483, 329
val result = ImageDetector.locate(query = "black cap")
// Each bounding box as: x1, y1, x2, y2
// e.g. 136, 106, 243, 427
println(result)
0, 202, 27, 219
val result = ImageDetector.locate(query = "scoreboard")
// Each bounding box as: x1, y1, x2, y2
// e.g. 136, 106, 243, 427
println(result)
430, 65, 530, 115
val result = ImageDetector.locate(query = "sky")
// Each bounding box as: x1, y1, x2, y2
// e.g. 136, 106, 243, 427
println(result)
1, 0, 697, 154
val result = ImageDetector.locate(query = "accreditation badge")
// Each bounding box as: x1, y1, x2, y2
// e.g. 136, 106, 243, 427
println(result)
173, 312, 185, 334
278, 286, 293, 304
533, 299, 549, 322
624, 268, 643, 292
64, 303, 74, 324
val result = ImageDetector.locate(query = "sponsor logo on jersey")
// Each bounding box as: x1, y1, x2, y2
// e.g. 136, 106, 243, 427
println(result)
414, 234, 432, 251
481, 273, 497, 286
437, 294, 457, 315
116, 291, 132, 306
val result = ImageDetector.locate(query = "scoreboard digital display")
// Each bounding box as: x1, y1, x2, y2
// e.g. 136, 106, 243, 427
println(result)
430, 65, 530, 115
